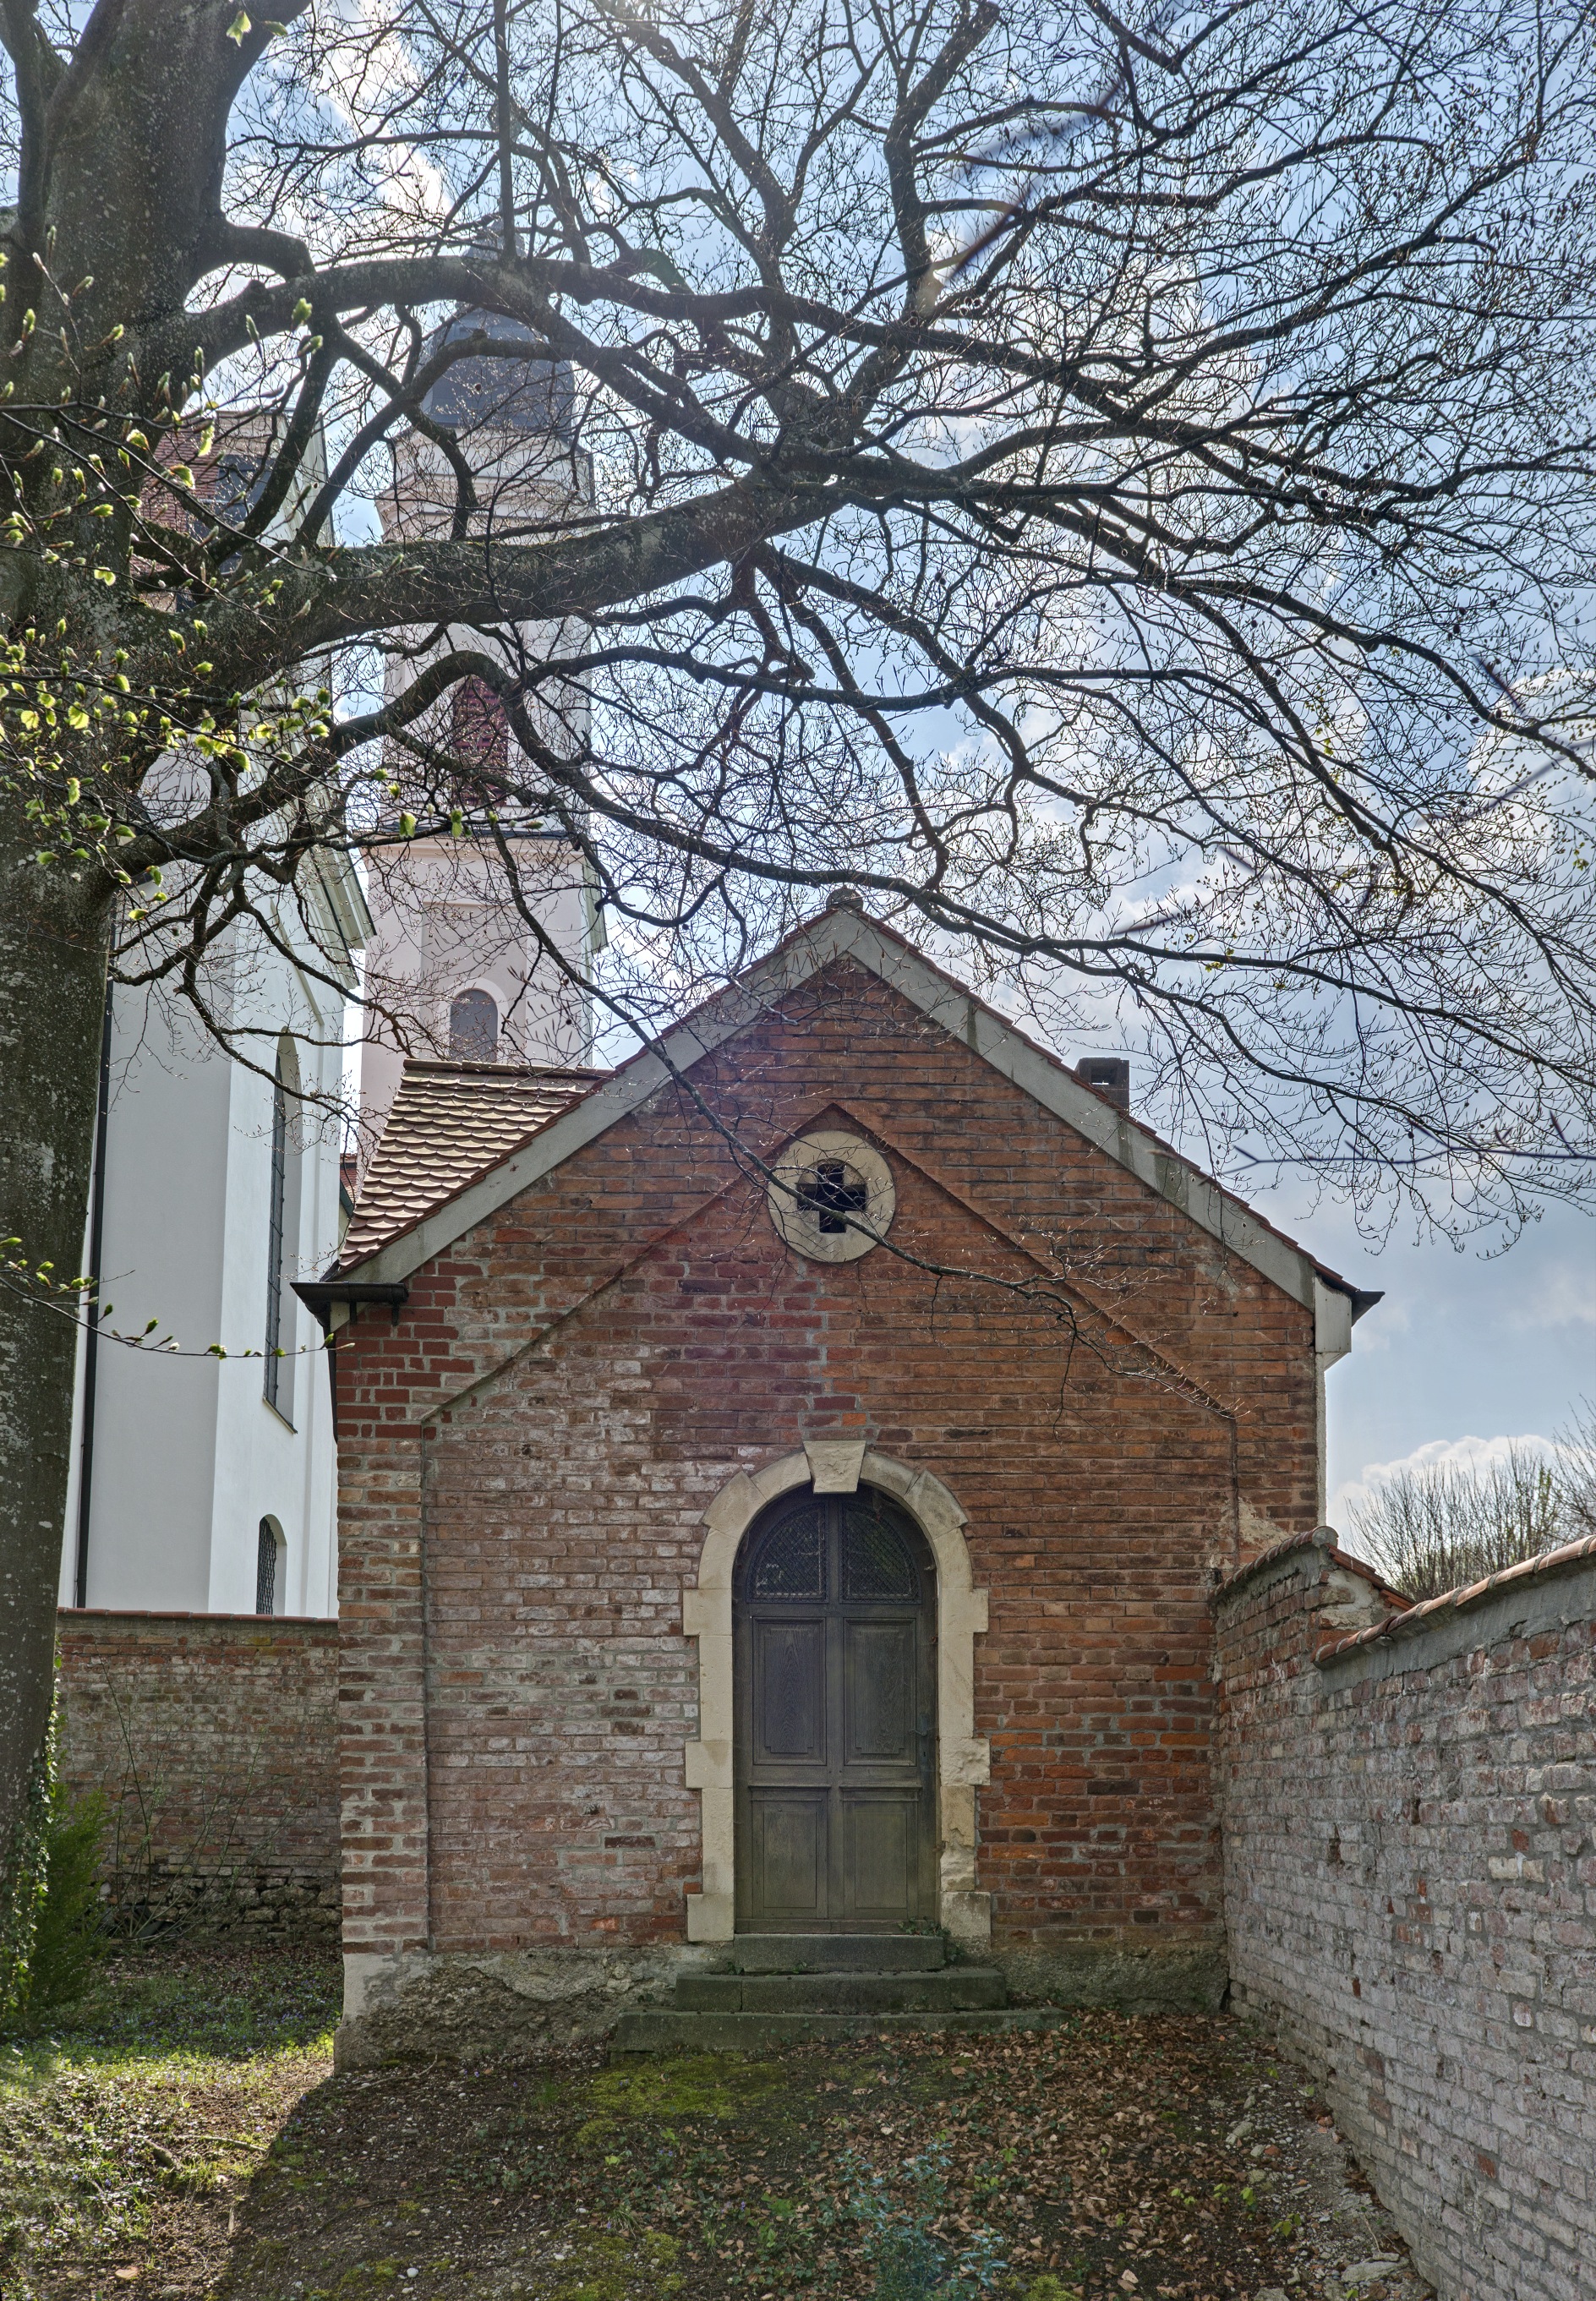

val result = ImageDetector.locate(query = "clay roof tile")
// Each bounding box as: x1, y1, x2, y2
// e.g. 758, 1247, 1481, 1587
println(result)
339, 1059, 605, 1267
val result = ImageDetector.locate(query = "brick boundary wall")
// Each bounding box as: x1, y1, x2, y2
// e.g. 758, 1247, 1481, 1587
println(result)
1212, 1529, 1596, 2301
57, 1610, 341, 1943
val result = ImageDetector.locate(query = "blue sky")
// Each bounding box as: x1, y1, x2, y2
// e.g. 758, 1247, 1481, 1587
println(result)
1247, 1183, 1596, 1525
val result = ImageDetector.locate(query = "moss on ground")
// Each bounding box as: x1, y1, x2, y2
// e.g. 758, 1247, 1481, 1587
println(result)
573, 2052, 783, 2152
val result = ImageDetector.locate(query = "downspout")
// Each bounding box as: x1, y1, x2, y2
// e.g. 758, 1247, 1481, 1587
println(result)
73, 976, 114, 1609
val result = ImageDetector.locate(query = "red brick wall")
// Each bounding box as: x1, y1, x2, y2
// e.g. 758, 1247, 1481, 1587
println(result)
57, 1610, 340, 1940
1213, 1533, 1596, 2301
336, 962, 1320, 1981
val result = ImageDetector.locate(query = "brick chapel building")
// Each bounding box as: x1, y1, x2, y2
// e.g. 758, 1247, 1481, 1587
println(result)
311, 894, 1378, 2061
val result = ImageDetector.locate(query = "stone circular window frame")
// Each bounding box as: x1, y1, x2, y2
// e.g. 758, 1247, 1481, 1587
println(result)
766, 1130, 895, 1264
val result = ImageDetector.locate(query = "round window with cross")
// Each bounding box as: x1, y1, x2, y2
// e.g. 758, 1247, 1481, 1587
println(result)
767, 1131, 895, 1264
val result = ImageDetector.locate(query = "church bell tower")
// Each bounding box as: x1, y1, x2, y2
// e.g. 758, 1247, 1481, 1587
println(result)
359, 303, 604, 1148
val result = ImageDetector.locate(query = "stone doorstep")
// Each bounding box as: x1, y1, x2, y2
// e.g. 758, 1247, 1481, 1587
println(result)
675, 1968, 1006, 2014
729, 1933, 948, 1973
611, 2008, 1077, 2054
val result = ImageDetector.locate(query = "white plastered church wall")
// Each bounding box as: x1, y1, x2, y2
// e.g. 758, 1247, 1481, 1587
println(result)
681, 1443, 992, 1949
58, 885, 360, 1617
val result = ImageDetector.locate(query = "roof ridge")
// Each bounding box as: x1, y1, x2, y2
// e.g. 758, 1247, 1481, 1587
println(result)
402, 1058, 610, 1080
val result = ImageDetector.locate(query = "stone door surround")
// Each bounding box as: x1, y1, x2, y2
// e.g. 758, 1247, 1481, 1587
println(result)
683, 1441, 992, 1947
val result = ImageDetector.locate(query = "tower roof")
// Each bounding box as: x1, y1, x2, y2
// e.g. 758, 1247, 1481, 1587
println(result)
421, 309, 577, 440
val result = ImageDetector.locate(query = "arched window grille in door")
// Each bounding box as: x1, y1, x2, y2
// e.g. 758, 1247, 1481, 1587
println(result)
255, 1518, 281, 1615
449, 987, 499, 1061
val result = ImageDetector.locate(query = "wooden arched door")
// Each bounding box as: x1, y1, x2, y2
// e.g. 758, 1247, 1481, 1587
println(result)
734, 1486, 937, 1932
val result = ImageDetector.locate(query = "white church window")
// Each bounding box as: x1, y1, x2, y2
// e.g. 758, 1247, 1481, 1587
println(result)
450, 987, 499, 1062
264, 1038, 302, 1422
256, 1518, 281, 1615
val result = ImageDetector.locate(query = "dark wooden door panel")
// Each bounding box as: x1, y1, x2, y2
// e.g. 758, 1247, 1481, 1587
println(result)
752, 1618, 827, 1763
735, 1489, 937, 1932
749, 1791, 827, 1921
837, 1791, 920, 1921
842, 1618, 918, 1765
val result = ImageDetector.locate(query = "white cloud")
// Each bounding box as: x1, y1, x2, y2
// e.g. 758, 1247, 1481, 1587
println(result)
1506, 1261, 1596, 1332
1330, 1429, 1562, 1535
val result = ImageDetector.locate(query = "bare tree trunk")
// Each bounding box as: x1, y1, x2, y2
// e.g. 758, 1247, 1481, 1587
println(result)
0, 806, 110, 1867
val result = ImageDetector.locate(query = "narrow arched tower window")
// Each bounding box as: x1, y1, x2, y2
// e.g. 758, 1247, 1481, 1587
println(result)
450, 987, 499, 1061
451, 675, 509, 780
256, 1519, 280, 1615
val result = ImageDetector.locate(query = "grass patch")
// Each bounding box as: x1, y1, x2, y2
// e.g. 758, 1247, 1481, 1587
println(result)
574, 2051, 783, 2151
0, 1944, 338, 2298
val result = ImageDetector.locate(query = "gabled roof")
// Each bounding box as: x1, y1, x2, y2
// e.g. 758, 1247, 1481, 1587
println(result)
331, 898, 1378, 1357
341, 1060, 604, 1267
